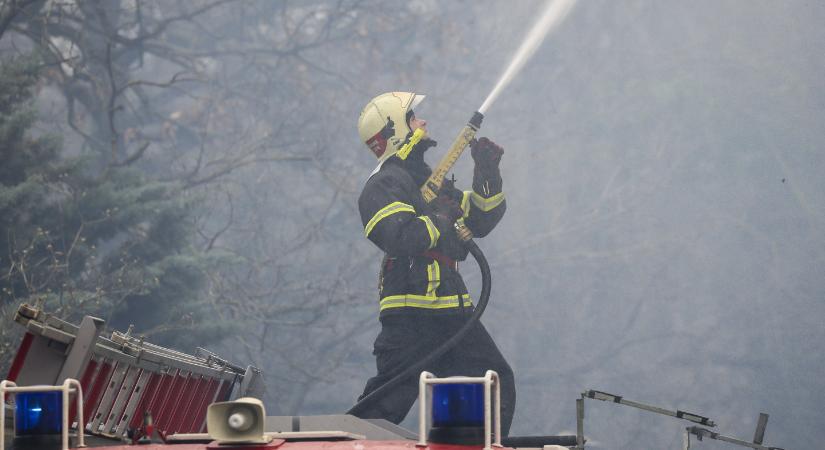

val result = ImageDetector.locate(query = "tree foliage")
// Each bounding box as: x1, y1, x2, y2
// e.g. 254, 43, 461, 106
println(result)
0, 53, 223, 369
0, 0, 437, 412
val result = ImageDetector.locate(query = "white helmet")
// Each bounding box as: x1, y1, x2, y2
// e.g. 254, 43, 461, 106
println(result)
358, 92, 426, 162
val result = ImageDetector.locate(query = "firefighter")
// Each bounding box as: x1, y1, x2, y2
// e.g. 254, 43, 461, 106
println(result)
354, 92, 516, 435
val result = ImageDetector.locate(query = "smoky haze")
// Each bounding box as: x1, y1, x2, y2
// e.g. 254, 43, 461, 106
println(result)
1, 1, 822, 449
341, 1, 825, 448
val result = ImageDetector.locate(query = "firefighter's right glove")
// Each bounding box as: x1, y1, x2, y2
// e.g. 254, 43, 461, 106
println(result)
429, 194, 466, 258
430, 194, 463, 234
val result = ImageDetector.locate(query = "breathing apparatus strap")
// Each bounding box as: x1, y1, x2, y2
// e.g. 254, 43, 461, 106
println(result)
423, 250, 458, 271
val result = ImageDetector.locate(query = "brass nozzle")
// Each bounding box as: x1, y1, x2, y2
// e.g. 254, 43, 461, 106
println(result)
455, 221, 474, 242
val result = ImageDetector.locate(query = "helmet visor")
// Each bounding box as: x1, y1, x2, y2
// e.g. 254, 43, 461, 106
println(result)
409, 94, 426, 112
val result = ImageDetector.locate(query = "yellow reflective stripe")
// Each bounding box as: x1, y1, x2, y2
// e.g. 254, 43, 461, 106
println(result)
396, 128, 427, 160
379, 294, 473, 311
365, 201, 416, 237
426, 261, 441, 296
470, 191, 505, 212
461, 191, 471, 219
418, 215, 440, 249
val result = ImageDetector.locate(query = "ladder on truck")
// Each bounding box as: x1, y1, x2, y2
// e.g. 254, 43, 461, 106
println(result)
4, 303, 262, 440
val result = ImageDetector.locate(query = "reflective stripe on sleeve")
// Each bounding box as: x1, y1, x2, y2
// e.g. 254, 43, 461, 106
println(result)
461, 191, 472, 219
470, 191, 505, 212
364, 201, 416, 237
379, 294, 473, 311
418, 215, 440, 249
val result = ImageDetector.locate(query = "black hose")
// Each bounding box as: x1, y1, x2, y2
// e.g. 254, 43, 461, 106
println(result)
347, 239, 491, 416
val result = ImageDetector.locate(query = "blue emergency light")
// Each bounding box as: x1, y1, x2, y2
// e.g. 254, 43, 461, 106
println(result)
15, 391, 63, 436
432, 383, 484, 427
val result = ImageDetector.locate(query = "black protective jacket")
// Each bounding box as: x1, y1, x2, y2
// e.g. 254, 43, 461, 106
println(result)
358, 144, 506, 318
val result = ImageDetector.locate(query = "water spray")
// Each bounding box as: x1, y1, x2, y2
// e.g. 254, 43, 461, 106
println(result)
479, 0, 578, 115
421, 0, 579, 229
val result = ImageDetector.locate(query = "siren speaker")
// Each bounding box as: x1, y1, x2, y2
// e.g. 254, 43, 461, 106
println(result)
206, 397, 272, 444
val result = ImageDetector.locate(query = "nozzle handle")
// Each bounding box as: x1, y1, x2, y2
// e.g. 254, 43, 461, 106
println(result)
420, 111, 485, 203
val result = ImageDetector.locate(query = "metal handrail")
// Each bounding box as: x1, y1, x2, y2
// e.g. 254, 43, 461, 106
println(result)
1, 378, 86, 450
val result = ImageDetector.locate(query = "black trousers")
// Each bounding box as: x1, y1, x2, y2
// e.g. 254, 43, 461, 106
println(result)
355, 314, 516, 436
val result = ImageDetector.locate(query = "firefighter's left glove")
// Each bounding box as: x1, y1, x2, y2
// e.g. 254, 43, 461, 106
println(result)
429, 194, 467, 259
471, 137, 504, 195
471, 137, 504, 172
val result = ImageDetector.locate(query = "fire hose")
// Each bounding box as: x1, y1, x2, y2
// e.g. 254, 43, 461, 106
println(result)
346, 237, 491, 416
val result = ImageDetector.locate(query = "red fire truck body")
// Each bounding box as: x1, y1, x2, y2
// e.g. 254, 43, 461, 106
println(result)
2, 304, 783, 450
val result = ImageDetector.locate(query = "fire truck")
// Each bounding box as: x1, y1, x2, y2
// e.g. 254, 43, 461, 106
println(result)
2, 303, 783, 450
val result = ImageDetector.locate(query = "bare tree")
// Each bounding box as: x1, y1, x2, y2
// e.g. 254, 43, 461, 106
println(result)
2, 0, 462, 410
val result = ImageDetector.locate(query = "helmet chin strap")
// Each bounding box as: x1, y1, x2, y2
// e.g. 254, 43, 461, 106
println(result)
402, 137, 437, 165
414, 137, 438, 157
396, 128, 430, 160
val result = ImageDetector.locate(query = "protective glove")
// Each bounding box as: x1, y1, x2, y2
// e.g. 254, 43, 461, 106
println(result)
428, 192, 467, 260
470, 137, 504, 195
438, 176, 464, 204
471, 137, 504, 171
429, 193, 463, 234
